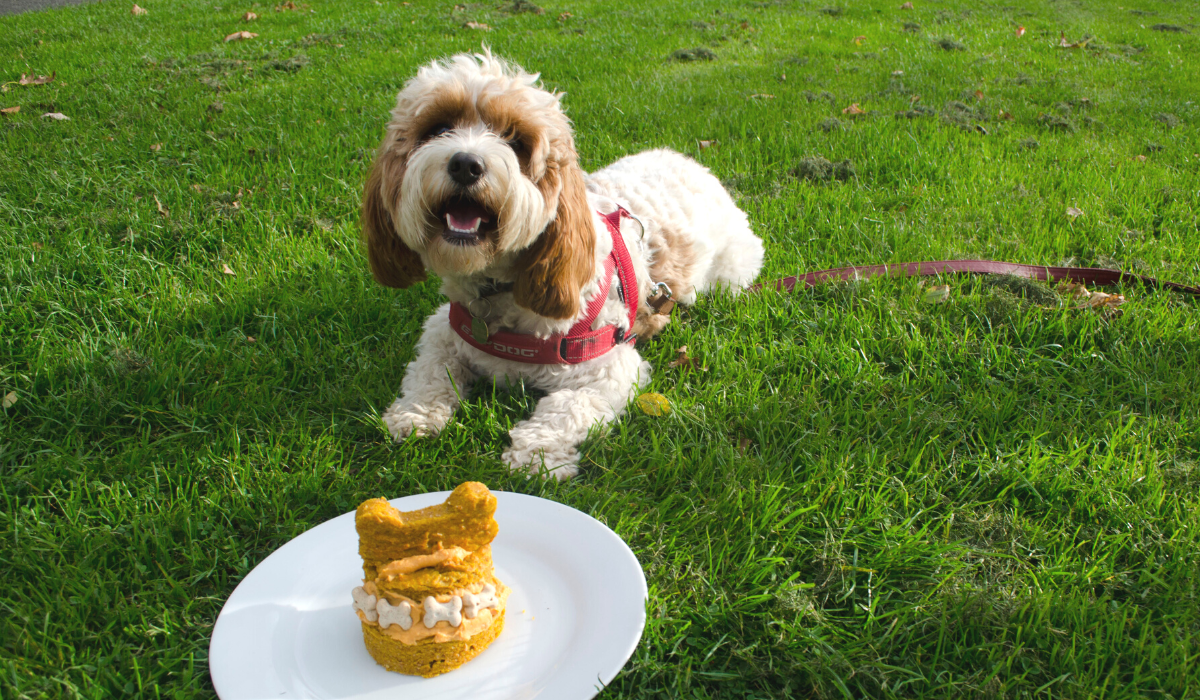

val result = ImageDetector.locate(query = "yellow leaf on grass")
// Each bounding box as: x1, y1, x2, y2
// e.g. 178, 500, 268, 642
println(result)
842, 103, 866, 116
2, 391, 16, 408
131, 4, 147, 15
222, 263, 236, 276
0, 106, 18, 115
464, 21, 491, 30
225, 31, 258, 42
923, 284, 951, 304
1066, 206, 1084, 220
636, 393, 671, 416
243, 11, 258, 21
1015, 26, 1026, 37
900, 1, 913, 8
20, 72, 55, 86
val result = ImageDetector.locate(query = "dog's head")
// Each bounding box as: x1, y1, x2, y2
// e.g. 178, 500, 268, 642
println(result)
362, 51, 595, 320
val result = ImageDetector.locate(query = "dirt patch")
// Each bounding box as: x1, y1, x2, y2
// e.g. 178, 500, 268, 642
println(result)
1150, 24, 1189, 33
937, 37, 966, 51
793, 156, 855, 182
671, 47, 716, 61
1153, 112, 1179, 129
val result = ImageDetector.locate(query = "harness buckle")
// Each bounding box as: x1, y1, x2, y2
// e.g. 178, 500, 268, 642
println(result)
647, 282, 675, 315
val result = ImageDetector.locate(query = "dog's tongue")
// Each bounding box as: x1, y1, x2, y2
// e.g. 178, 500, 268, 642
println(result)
445, 201, 490, 233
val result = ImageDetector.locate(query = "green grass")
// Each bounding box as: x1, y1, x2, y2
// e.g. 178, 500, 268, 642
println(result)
3, 0, 1199, 697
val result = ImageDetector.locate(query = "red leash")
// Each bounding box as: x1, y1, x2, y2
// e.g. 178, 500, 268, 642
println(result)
753, 259, 1200, 296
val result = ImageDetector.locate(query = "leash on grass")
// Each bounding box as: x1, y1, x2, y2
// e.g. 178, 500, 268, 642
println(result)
749, 259, 1200, 297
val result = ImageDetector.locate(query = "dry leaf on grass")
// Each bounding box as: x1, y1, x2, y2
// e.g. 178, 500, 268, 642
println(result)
225, 31, 258, 42
41, 112, 69, 120
1079, 291, 1126, 318
149, 143, 162, 151
222, 263, 236, 276
923, 284, 951, 303
998, 109, 1013, 120
1134, 154, 1147, 162
853, 35, 866, 45
697, 140, 715, 149
464, 21, 491, 30
910, 94, 921, 103
1, 106, 18, 115
1066, 206, 1084, 219
667, 345, 702, 370
635, 393, 671, 416
900, 1, 913, 8
748, 93, 775, 99
892, 69, 904, 76
974, 89, 985, 100
131, 4, 147, 15
275, 0, 299, 9
842, 102, 866, 115
20, 72, 56, 86
1057, 281, 1090, 300
243, 11, 258, 20
247, 336, 256, 342
558, 12, 572, 20
154, 195, 168, 217
1015, 26, 1025, 37
2, 391, 16, 409
1058, 31, 1090, 49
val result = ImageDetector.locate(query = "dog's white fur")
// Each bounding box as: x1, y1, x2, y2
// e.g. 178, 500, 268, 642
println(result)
364, 52, 763, 479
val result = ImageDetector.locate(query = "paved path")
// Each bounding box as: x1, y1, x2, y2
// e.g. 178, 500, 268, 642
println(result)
1, 0, 98, 16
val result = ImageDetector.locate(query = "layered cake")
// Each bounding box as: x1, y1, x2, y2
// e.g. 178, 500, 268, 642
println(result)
351, 482, 510, 677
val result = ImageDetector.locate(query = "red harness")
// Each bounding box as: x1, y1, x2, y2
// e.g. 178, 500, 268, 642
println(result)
449, 208, 639, 364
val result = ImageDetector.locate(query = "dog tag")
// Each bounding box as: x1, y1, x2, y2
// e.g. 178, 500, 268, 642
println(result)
471, 317, 489, 344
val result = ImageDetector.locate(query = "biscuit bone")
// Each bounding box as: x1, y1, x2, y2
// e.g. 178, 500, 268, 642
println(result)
423, 595, 463, 628
352, 586, 378, 623
461, 583, 499, 619
376, 598, 413, 630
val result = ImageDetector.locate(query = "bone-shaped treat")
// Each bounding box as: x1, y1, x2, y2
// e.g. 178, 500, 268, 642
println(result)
423, 595, 463, 628
376, 598, 413, 631
352, 586, 378, 623
461, 583, 499, 619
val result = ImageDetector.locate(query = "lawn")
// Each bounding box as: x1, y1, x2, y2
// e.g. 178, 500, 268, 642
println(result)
2, 0, 1199, 697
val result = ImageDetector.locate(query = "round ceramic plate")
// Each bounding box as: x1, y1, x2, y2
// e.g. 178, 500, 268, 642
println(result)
209, 490, 647, 700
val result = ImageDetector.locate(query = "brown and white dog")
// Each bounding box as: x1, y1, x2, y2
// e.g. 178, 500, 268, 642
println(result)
363, 51, 763, 479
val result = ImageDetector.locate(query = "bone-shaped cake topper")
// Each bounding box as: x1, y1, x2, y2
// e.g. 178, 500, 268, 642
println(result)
461, 583, 499, 619
376, 598, 413, 631
423, 595, 463, 628
351, 586, 378, 623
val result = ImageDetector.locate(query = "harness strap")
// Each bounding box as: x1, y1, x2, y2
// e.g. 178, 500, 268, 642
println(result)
449, 207, 640, 365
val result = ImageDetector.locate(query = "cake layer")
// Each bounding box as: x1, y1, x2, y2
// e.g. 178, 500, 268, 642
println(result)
356, 483, 498, 568
372, 545, 495, 600
362, 610, 505, 678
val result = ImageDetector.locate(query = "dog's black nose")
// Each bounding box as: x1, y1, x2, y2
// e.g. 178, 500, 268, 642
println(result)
448, 152, 486, 186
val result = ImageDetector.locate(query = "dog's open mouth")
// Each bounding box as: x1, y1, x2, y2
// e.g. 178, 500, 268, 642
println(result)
440, 197, 496, 245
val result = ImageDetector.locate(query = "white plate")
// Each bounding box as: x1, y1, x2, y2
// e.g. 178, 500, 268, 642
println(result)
209, 491, 647, 700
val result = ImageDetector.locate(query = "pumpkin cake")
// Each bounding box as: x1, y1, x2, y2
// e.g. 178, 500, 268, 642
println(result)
351, 482, 510, 678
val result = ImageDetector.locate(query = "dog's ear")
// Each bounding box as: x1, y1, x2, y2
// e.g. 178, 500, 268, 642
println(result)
512, 159, 595, 320
362, 148, 426, 288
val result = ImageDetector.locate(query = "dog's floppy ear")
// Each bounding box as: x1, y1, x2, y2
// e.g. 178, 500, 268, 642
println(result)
512, 159, 595, 320
362, 148, 426, 288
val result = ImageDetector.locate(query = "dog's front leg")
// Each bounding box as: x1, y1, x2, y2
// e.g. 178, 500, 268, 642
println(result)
502, 347, 650, 480
382, 306, 476, 441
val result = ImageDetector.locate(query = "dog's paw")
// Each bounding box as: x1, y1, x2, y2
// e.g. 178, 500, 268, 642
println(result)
501, 445, 580, 481
382, 402, 450, 442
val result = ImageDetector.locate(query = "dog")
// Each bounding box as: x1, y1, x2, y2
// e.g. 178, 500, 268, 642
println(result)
362, 51, 764, 479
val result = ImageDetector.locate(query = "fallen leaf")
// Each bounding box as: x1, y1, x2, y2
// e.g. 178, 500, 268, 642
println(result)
635, 392, 671, 416
2, 391, 16, 409
243, 11, 258, 20
998, 109, 1013, 120
1058, 31, 1090, 49
557, 11, 571, 20
41, 112, 69, 120
1057, 281, 1090, 299
1066, 206, 1084, 220
842, 102, 866, 115
853, 35, 866, 45
1079, 291, 1126, 318
222, 263, 236, 276
247, 336, 256, 342
131, 3, 147, 15
464, 21, 490, 30
910, 94, 921, 103
154, 195, 168, 217
923, 284, 951, 304
20, 72, 56, 86
0, 106, 18, 115
698, 139, 715, 149
900, 1, 913, 8
738, 436, 753, 452
149, 143, 162, 151
667, 345, 695, 369
31, 241, 43, 250
225, 31, 258, 42
276, 0, 298, 9
1015, 25, 1025, 37
1134, 154, 1147, 162
748, 93, 775, 99
892, 69, 904, 75
974, 89, 985, 100
741, 21, 755, 30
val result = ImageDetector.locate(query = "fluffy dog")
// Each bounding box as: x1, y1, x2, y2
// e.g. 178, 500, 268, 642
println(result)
363, 51, 763, 479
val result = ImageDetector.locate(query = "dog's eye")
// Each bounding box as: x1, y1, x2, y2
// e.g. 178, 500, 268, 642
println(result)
427, 124, 452, 139
507, 138, 526, 153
